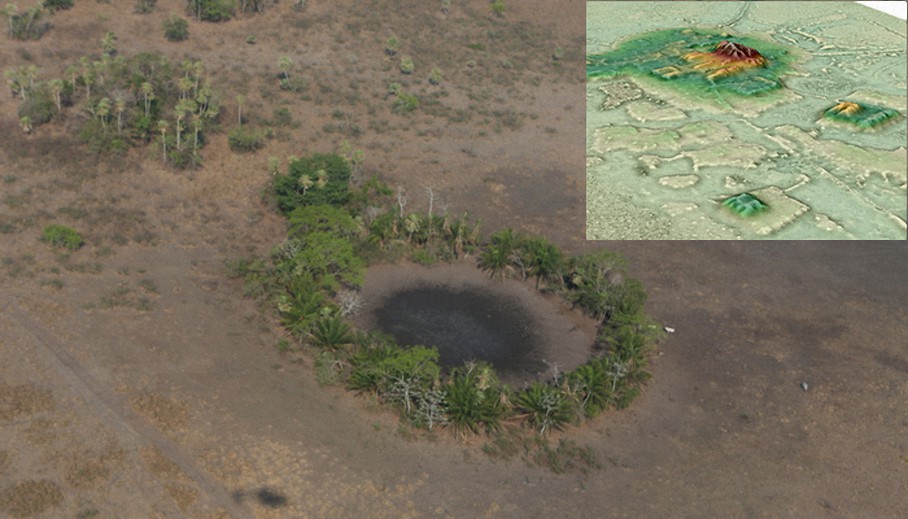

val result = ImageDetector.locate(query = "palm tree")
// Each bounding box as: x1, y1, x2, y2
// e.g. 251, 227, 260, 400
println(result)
174, 98, 195, 152
178, 75, 193, 100
96, 97, 111, 128
64, 65, 78, 93
297, 174, 313, 196
3, 4, 16, 36
101, 31, 116, 57
191, 113, 202, 152
4, 69, 23, 99
140, 82, 154, 118
235, 94, 245, 127
315, 169, 328, 189
157, 119, 168, 161
404, 213, 421, 243
114, 96, 126, 133
49, 79, 64, 110
79, 57, 93, 99
524, 236, 563, 290
479, 228, 517, 280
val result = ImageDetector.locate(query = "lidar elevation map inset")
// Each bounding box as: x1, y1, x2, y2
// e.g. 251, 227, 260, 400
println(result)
586, 1, 907, 240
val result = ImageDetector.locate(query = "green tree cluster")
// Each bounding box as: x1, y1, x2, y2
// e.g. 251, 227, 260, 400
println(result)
187, 0, 234, 21
6, 49, 220, 166
274, 153, 352, 212
3, 3, 48, 40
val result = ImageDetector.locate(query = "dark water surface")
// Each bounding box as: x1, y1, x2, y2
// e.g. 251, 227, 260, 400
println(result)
373, 286, 548, 379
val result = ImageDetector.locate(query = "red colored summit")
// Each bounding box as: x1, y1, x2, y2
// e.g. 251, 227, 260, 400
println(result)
713, 41, 765, 64
683, 40, 767, 79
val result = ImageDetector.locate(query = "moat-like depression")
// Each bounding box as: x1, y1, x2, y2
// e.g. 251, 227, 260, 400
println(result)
356, 263, 597, 385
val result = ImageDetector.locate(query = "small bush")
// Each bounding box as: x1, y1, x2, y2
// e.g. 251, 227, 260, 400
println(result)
444, 362, 508, 434
385, 36, 399, 56
428, 67, 443, 86
42, 225, 84, 250
17, 91, 56, 126
135, 0, 157, 13
187, 0, 235, 22
279, 77, 308, 93
163, 15, 189, 41
393, 93, 419, 114
311, 315, 353, 349
227, 126, 265, 152
399, 56, 414, 74
43, 0, 74, 11
516, 383, 572, 435
272, 107, 293, 127
490, 0, 505, 17
314, 351, 343, 385
79, 119, 128, 155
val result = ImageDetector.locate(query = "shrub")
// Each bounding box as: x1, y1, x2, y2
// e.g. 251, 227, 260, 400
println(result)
384, 36, 399, 56
314, 351, 343, 385
135, 0, 157, 13
42, 225, 84, 250
274, 272, 325, 335
392, 93, 419, 114
227, 126, 265, 152
273, 232, 364, 293
274, 153, 352, 212
163, 14, 189, 41
490, 0, 505, 17
428, 67, 442, 86
563, 250, 629, 319
311, 315, 353, 349
167, 148, 202, 169
287, 204, 359, 241
43, 0, 74, 11
566, 362, 609, 418
516, 383, 572, 435
399, 56, 414, 74
79, 120, 128, 155
349, 345, 441, 418
272, 107, 293, 126
443, 362, 508, 434
17, 90, 56, 126
279, 77, 307, 93
187, 0, 235, 22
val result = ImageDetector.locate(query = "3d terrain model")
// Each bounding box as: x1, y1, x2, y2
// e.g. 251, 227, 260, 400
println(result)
682, 40, 767, 80
587, 28, 796, 97
822, 100, 902, 129
722, 192, 769, 217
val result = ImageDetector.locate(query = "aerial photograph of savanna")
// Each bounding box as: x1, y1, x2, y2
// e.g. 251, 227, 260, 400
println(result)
1, 1, 906, 517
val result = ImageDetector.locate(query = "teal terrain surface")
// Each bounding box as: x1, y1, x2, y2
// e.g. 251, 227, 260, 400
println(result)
586, 1, 907, 240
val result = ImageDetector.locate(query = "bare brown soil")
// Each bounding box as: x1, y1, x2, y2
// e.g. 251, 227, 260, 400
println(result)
1, 1, 907, 518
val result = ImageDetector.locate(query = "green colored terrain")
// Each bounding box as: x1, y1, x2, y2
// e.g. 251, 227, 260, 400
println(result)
587, 28, 797, 97
822, 100, 902, 129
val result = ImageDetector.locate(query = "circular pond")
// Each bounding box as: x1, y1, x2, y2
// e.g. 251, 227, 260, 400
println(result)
355, 262, 597, 384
